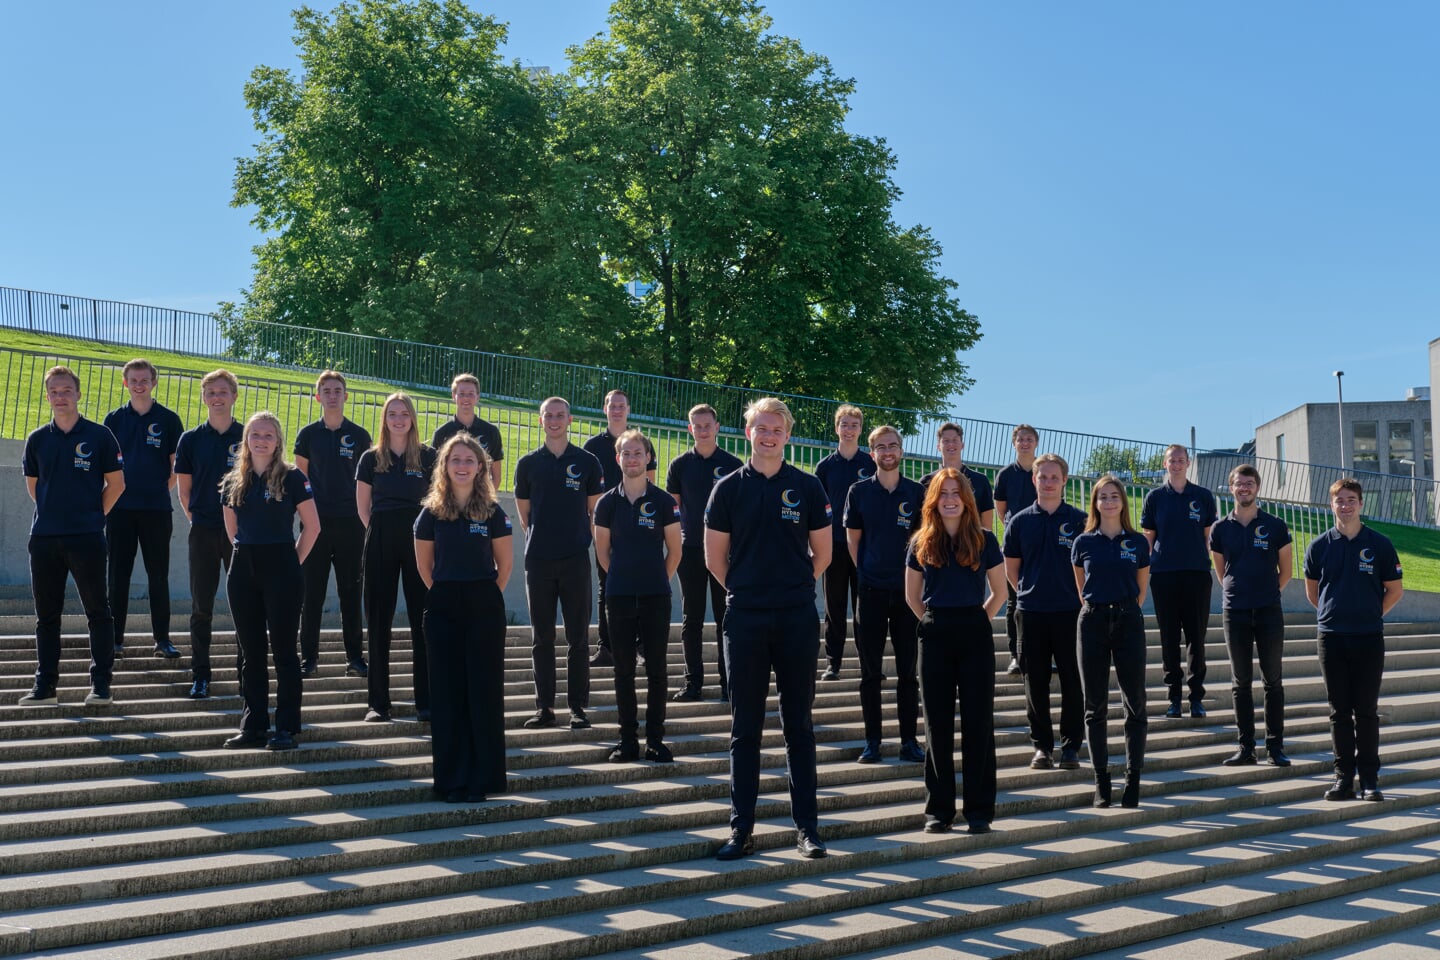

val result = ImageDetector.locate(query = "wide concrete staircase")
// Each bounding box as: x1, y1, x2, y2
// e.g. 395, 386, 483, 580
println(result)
2, 604, 1439, 959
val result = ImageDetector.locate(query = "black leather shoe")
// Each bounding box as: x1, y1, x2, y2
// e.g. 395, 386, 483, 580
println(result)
154, 641, 182, 659
1359, 781, 1385, 802
188, 680, 210, 700
1267, 746, 1291, 767
569, 710, 591, 730
265, 730, 298, 751
224, 729, 268, 749
796, 828, 827, 859
821, 665, 840, 681
1324, 777, 1356, 801
1164, 700, 1182, 719
857, 740, 882, 763
716, 830, 754, 860
645, 741, 674, 763
1058, 747, 1081, 770
923, 817, 952, 834
1222, 748, 1258, 766
608, 739, 640, 763
672, 685, 702, 702
590, 647, 614, 668
523, 709, 556, 729
300, 659, 318, 677
346, 659, 369, 678
1121, 771, 1141, 808
898, 739, 926, 764
1190, 700, 1207, 718
1030, 749, 1053, 770
966, 820, 992, 835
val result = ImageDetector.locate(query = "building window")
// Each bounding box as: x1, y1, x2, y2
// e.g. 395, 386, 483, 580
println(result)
1389, 421, 1415, 475
1276, 434, 1286, 487
1426, 420, 1433, 477
1353, 421, 1378, 473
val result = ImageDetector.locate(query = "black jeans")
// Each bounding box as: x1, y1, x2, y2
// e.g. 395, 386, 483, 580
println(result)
30, 533, 113, 688
594, 547, 611, 652
609, 593, 671, 742
188, 523, 235, 683
525, 551, 592, 713
677, 543, 727, 691
724, 603, 820, 833
918, 605, 996, 826
1150, 569, 1212, 703
1004, 582, 1019, 659
822, 544, 857, 669
1078, 601, 1148, 775
1018, 608, 1083, 754
300, 515, 366, 664
425, 579, 507, 797
230, 543, 303, 734
364, 508, 429, 713
106, 508, 172, 646
1317, 631, 1384, 782
856, 585, 919, 743
1223, 603, 1285, 751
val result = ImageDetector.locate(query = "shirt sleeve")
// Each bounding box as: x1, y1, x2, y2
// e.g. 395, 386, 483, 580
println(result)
843, 486, 863, 530
1071, 536, 1086, 568
905, 541, 921, 571
658, 491, 681, 528
1201, 489, 1218, 526
970, 472, 995, 514
665, 456, 684, 495
513, 458, 532, 499
584, 453, 606, 496
593, 492, 615, 530
21, 435, 38, 478
1302, 538, 1323, 579
174, 434, 193, 475
413, 509, 436, 541
164, 412, 183, 456
1003, 515, 1023, 558
356, 450, 376, 485
1134, 535, 1151, 569
982, 531, 1004, 570
807, 476, 833, 532
1275, 518, 1293, 549
294, 424, 310, 459
100, 426, 124, 473
289, 468, 314, 504
1207, 523, 1223, 554
705, 479, 732, 533
485, 422, 504, 462
490, 505, 513, 539
1379, 536, 1403, 582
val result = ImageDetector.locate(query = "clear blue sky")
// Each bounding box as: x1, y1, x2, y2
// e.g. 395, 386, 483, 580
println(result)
3, 1, 1436, 450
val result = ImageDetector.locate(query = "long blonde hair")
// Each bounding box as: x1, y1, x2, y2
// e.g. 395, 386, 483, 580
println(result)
1084, 475, 1137, 534
374, 392, 423, 474
422, 434, 496, 522
221, 411, 291, 506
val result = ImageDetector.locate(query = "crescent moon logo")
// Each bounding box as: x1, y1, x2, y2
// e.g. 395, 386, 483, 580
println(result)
639, 502, 657, 518
228, 443, 241, 457
1254, 525, 1268, 540
781, 489, 800, 508
1189, 500, 1200, 512
340, 435, 354, 448
566, 463, 582, 479
1359, 548, 1375, 563
74, 442, 91, 458
898, 502, 912, 518
147, 423, 163, 437
713, 466, 725, 479
1059, 522, 1073, 537
858, 469, 872, 479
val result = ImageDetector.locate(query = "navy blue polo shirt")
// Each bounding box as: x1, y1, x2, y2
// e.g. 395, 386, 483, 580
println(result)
414, 505, 512, 582
1003, 502, 1087, 612
1303, 525, 1402, 635
815, 449, 876, 542
294, 418, 372, 519
666, 446, 744, 545
356, 446, 438, 514
22, 417, 125, 537
513, 442, 605, 565
705, 461, 830, 610
905, 531, 1003, 608
432, 416, 504, 465
1140, 482, 1217, 573
594, 482, 680, 596
1210, 509, 1292, 610
994, 462, 1037, 519
229, 469, 313, 545
1071, 529, 1150, 604
843, 474, 924, 591
175, 419, 243, 530
920, 466, 996, 516
104, 401, 183, 512
584, 429, 658, 490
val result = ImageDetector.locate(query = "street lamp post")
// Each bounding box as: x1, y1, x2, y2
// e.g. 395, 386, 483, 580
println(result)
1334, 370, 1345, 471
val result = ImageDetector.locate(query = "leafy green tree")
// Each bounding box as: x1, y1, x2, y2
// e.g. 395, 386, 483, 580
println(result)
1082, 443, 1167, 478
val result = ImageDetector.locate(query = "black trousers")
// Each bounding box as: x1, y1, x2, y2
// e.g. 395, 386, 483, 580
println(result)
1317, 631, 1384, 782
300, 515, 365, 663
188, 523, 235, 683
1150, 569, 1212, 703
425, 579, 508, 797
856, 585, 919, 743
1223, 603, 1285, 751
230, 543, 303, 734
106, 508, 172, 646
918, 605, 996, 826
822, 543, 858, 668
30, 533, 113, 688
677, 543, 727, 691
594, 548, 611, 651
525, 551, 591, 712
610, 593, 671, 742
724, 603, 820, 833
1005, 582, 1019, 658
364, 508, 429, 713
1078, 601, 1148, 775
1018, 607, 1083, 754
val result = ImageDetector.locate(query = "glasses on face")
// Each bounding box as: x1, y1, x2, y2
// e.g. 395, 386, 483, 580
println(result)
873, 442, 901, 453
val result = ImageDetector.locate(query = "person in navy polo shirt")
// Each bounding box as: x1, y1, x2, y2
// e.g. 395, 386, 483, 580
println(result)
814, 404, 874, 680
1004, 453, 1086, 772
1210, 464, 1293, 768
104, 358, 184, 660
1141, 443, 1217, 719
414, 433, 513, 803
594, 429, 682, 764
514, 397, 605, 731
1071, 475, 1150, 809
294, 370, 372, 678
174, 369, 244, 699
994, 424, 1039, 675
1304, 478, 1403, 802
844, 424, 924, 765
706, 397, 832, 861
666, 403, 742, 702
19, 365, 126, 708
431, 373, 504, 491
220, 412, 319, 751
919, 422, 995, 531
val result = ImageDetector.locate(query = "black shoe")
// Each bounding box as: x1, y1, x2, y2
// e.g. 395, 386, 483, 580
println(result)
716, 829, 754, 860
1006, 657, 1021, 677
1324, 777, 1357, 801
1360, 782, 1385, 802
114, 642, 125, 658
224, 729, 268, 749
857, 740, 882, 764
569, 709, 591, 730
1267, 746, 1291, 767
1058, 747, 1081, 770
364, 708, 391, 723
608, 739, 640, 763
796, 828, 827, 859
1165, 700, 1182, 719
19, 684, 58, 706
1030, 749, 1053, 770
416, 708, 432, 723
266, 730, 298, 751
645, 741, 674, 763
300, 659, 318, 677
84, 686, 113, 706
966, 820, 992, 835
1190, 700, 1207, 718
672, 685, 702, 702
443, 788, 467, 804
590, 648, 615, 668
346, 659, 369, 678
1222, 748, 1258, 766
154, 640, 182, 659
923, 817, 952, 834
899, 739, 926, 764
188, 680, 210, 700
1094, 774, 1112, 808
821, 665, 841, 680
1121, 771, 1141, 808
523, 709, 556, 729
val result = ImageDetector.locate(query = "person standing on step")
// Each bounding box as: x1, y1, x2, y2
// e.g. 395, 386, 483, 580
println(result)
220, 411, 319, 752
103, 358, 184, 661
514, 397, 604, 731
174, 369, 244, 700
431, 372, 504, 491
844, 425, 925, 765
583, 388, 656, 668
1304, 478, 1403, 803
919, 422, 995, 531
595, 430, 682, 764
294, 371, 371, 678
1210, 464, 1293, 768
814, 404, 874, 681
666, 403, 742, 703
994, 424, 1040, 676
357, 393, 438, 724
414, 433, 513, 802
19, 365, 125, 709
1141, 443, 1217, 719
1004, 453, 1086, 773
904, 469, 1005, 835
707, 397, 832, 861
1072, 475, 1150, 809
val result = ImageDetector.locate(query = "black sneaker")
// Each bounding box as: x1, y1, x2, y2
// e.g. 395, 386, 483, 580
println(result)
608, 739, 640, 763
19, 684, 58, 706
154, 640, 182, 660
671, 685, 702, 702
590, 648, 614, 668
84, 686, 113, 706
820, 665, 841, 681
523, 709, 556, 729
188, 680, 210, 700
346, 659, 369, 678
300, 659, 318, 677
645, 741, 674, 763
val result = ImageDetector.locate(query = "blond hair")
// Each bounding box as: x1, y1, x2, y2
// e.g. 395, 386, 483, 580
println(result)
834, 404, 864, 427
744, 397, 794, 433
375, 393, 424, 474
221, 411, 292, 507
423, 434, 496, 522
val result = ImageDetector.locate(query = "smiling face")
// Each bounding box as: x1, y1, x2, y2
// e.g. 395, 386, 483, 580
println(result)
937, 477, 966, 521
689, 411, 717, 445
44, 373, 80, 418
605, 392, 630, 431
937, 427, 963, 464
1230, 472, 1259, 508
618, 437, 649, 480
246, 419, 280, 465
1094, 480, 1126, 519
446, 444, 480, 488
871, 432, 903, 473
1034, 461, 1066, 504
746, 410, 790, 463
1013, 429, 1037, 458
540, 399, 571, 441
835, 415, 862, 446
202, 379, 236, 416
384, 399, 413, 444
124, 368, 154, 402
1165, 448, 1190, 483
1331, 486, 1362, 524
452, 381, 478, 417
